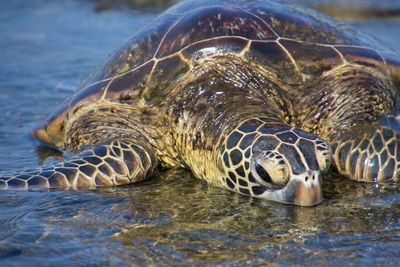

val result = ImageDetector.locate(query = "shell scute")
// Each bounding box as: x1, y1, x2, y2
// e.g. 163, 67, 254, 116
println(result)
86, 13, 181, 84
336, 46, 387, 75
144, 54, 190, 102
105, 60, 155, 101
280, 39, 343, 76
156, 6, 277, 58
181, 36, 248, 61
245, 41, 301, 83
69, 79, 109, 111
246, 3, 359, 45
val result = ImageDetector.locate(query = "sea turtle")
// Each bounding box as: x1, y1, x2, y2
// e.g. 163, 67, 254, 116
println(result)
1, 0, 400, 206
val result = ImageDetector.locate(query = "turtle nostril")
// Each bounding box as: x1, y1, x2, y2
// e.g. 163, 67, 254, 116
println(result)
312, 174, 315, 181
305, 176, 309, 182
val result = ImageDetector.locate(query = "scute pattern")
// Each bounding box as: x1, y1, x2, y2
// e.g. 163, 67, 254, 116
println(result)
333, 127, 400, 182
0, 142, 155, 190
219, 118, 331, 196
156, 6, 277, 58
280, 39, 342, 76
245, 2, 360, 44
90, 13, 182, 82
61, 0, 391, 110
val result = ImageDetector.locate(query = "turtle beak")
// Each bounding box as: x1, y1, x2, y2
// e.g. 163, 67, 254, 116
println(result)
30, 110, 66, 149
31, 124, 53, 145
265, 171, 323, 206
291, 173, 323, 206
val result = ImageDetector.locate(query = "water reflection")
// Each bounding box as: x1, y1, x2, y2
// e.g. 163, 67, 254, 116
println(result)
70, 170, 400, 264
0, 168, 399, 265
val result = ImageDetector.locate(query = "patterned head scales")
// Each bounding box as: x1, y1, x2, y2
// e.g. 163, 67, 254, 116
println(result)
220, 119, 332, 206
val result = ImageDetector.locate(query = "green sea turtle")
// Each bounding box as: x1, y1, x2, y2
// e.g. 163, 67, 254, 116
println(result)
1, 0, 400, 206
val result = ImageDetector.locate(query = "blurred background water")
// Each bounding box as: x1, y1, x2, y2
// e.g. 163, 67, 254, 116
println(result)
0, 0, 400, 265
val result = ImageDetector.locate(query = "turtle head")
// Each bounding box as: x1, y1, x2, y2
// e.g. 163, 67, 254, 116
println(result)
31, 107, 67, 149
220, 120, 331, 206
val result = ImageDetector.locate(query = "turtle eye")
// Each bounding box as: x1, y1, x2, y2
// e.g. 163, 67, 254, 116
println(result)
251, 151, 290, 188
255, 163, 273, 184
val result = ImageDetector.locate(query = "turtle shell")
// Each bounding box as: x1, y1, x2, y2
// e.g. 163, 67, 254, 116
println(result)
39, 0, 400, 145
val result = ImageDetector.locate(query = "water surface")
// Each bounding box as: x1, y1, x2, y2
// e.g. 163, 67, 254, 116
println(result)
1, 0, 400, 265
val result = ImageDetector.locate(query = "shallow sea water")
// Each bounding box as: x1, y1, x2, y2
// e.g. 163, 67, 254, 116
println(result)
1, 0, 400, 266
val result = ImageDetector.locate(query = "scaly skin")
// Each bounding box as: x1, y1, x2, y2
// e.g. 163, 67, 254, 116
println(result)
331, 126, 400, 182
295, 66, 398, 182
0, 141, 156, 189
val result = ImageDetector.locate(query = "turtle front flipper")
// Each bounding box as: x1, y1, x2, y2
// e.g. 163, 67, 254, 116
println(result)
331, 125, 400, 182
0, 141, 156, 189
